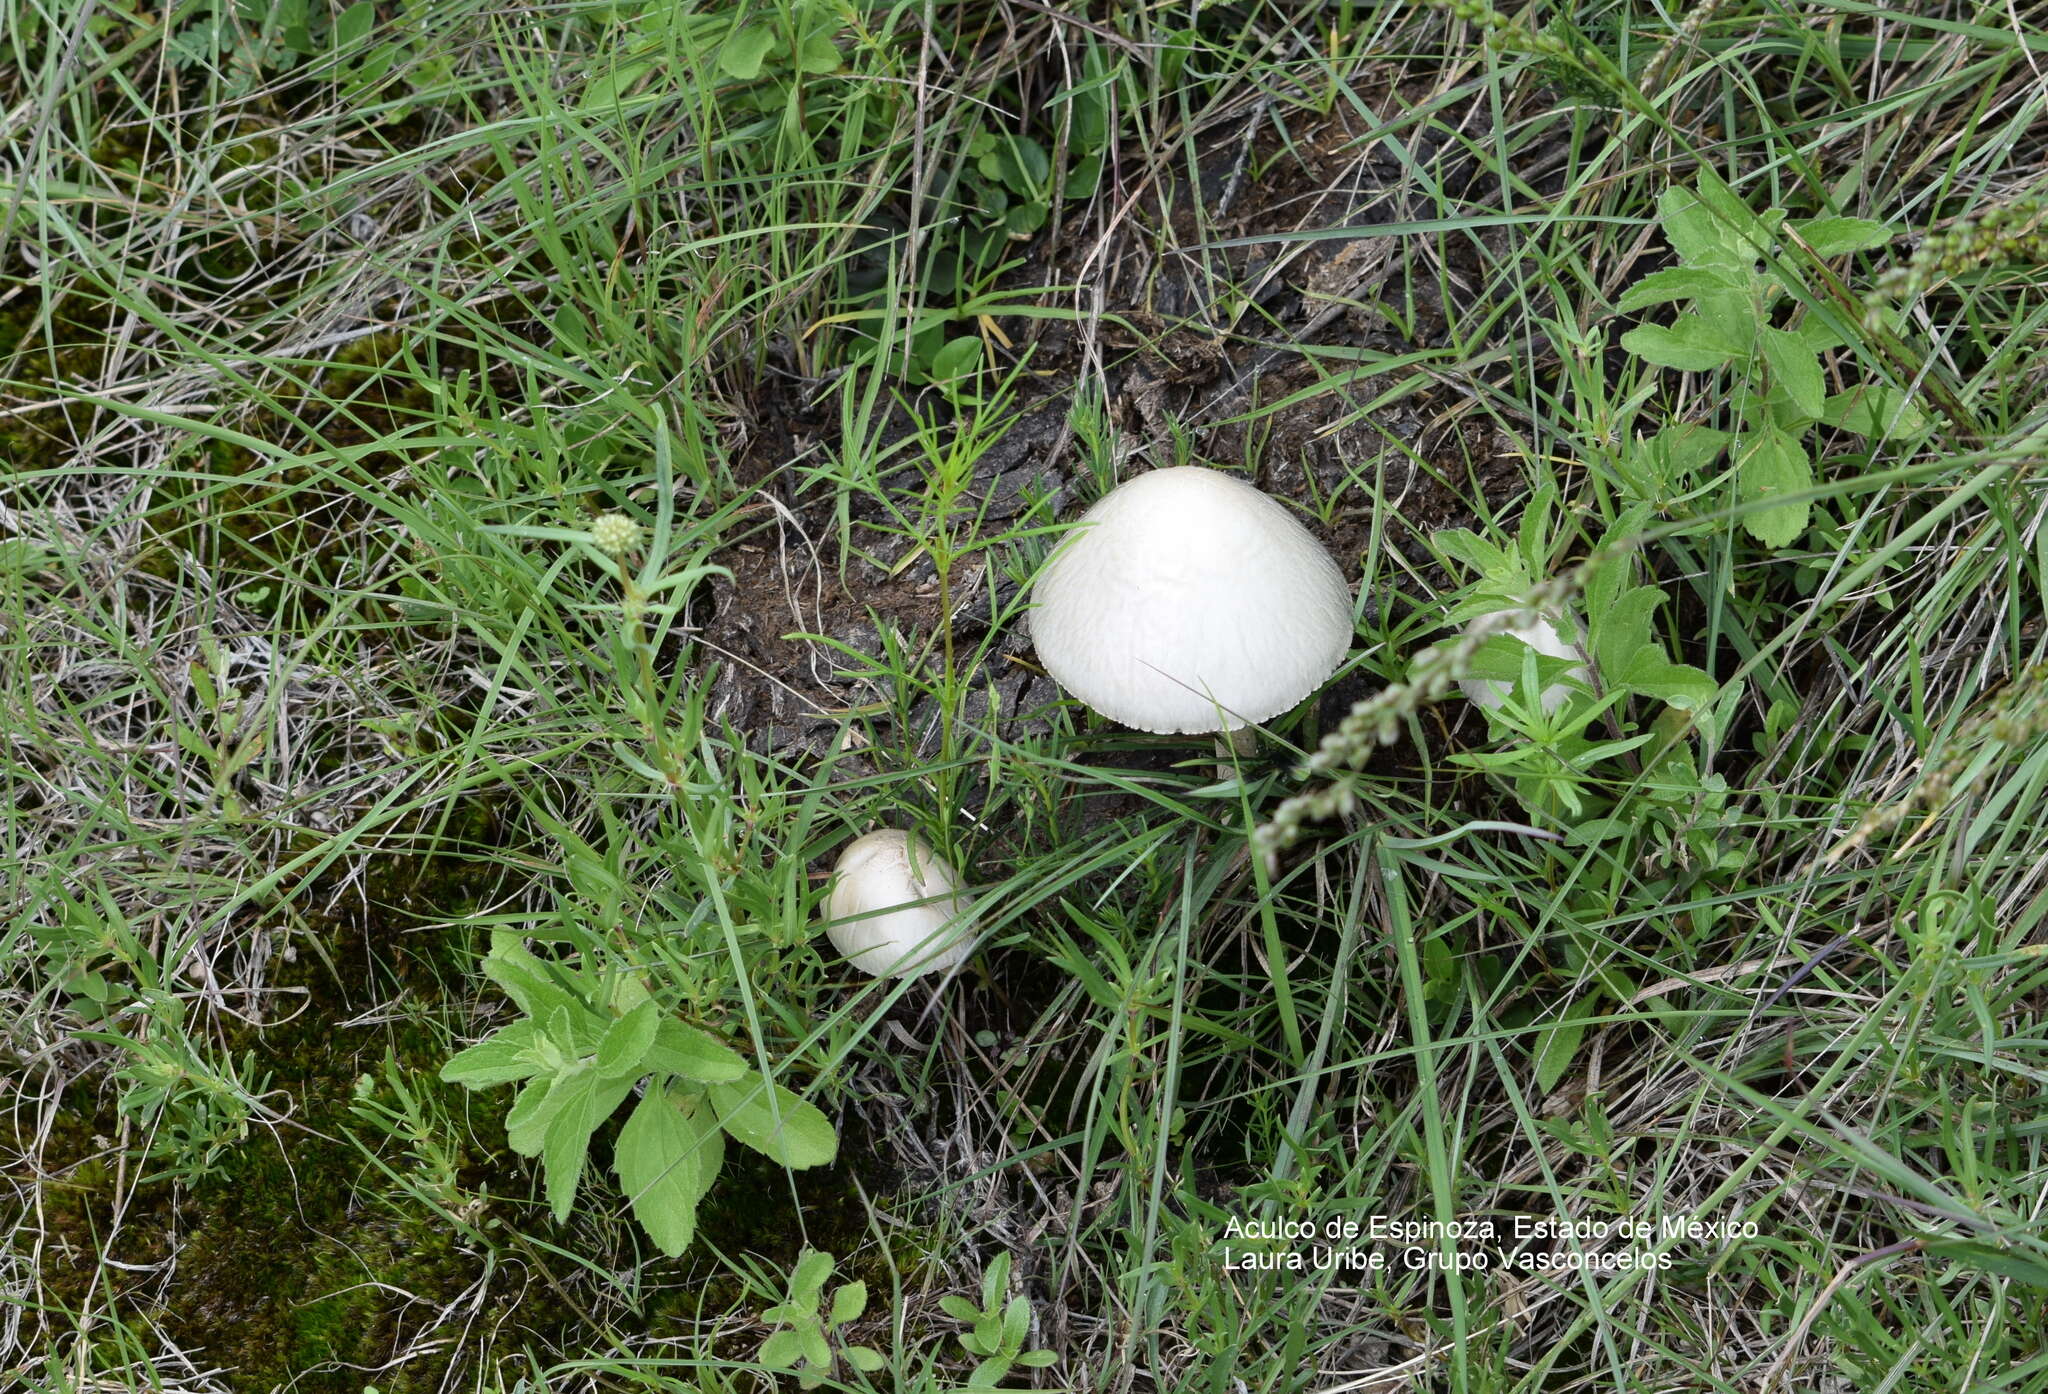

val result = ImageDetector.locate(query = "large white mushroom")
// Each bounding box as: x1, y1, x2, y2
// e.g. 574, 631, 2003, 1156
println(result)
1458, 611, 1589, 715
1027, 466, 1354, 739
822, 829, 975, 980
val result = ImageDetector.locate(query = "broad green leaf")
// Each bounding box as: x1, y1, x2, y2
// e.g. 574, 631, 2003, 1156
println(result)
608, 972, 653, 1016
1589, 585, 1659, 687
595, 999, 658, 1080
1621, 317, 1739, 371
544, 1004, 580, 1053
441, 1019, 545, 1088
1460, 633, 1585, 688
1636, 422, 1730, 489
1793, 216, 1892, 257
790, 1248, 835, 1301
1584, 570, 1717, 711
719, 24, 777, 79
1822, 384, 1931, 440
1791, 313, 1849, 354
643, 1020, 746, 1082
1432, 527, 1510, 574
759, 1328, 803, 1369
506, 1071, 567, 1156
681, 1097, 725, 1201
938, 1295, 982, 1321
1695, 289, 1757, 350
539, 1068, 637, 1222
801, 1322, 833, 1369
482, 935, 583, 1024
1737, 426, 1812, 547
1614, 266, 1742, 313
1658, 186, 1750, 271
1003, 201, 1048, 239
929, 335, 982, 384
1617, 648, 1717, 711
794, 29, 840, 73
613, 1089, 704, 1256
844, 1346, 887, 1372
1760, 326, 1824, 419
994, 136, 1050, 190
1690, 171, 1777, 257
1561, 817, 1633, 845
1540, 994, 1605, 1088
581, 59, 653, 111
334, 0, 374, 47
710, 1076, 839, 1168
829, 1280, 867, 1326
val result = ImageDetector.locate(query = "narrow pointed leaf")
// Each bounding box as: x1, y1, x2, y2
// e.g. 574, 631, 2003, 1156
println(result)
539, 1069, 637, 1223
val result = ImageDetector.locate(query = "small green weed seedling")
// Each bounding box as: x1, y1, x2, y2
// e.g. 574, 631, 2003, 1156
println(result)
166, 0, 453, 114
757, 1249, 886, 1388
1615, 174, 1928, 546
440, 933, 836, 1256
29, 884, 269, 1185
939, 1252, 1057, 1387
1435, 501, 1720, 825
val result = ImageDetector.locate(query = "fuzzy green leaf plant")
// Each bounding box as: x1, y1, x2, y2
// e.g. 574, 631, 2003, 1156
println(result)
1617, 175, 1928, 548
441, 932, 837, 1255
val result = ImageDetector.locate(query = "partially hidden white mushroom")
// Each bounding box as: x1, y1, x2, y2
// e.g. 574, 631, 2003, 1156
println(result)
1027, 466, 1354, 737
823, 829, 975, 979
1458, 612, 1589, 715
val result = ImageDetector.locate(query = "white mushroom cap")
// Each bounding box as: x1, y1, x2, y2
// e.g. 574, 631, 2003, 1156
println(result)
822, 830, 975, 980
1459, 612, 1589, 715
1027, 466, 1354, 734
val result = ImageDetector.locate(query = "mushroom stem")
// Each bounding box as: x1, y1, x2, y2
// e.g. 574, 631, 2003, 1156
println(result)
1214, 724, 1259, 781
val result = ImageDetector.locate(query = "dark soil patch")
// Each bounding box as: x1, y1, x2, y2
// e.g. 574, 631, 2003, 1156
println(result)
693, 90, 1553, 789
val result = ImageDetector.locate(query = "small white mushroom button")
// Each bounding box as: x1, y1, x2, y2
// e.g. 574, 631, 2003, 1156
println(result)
823, 829, 975, 979
1459, 612, 1589, 715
